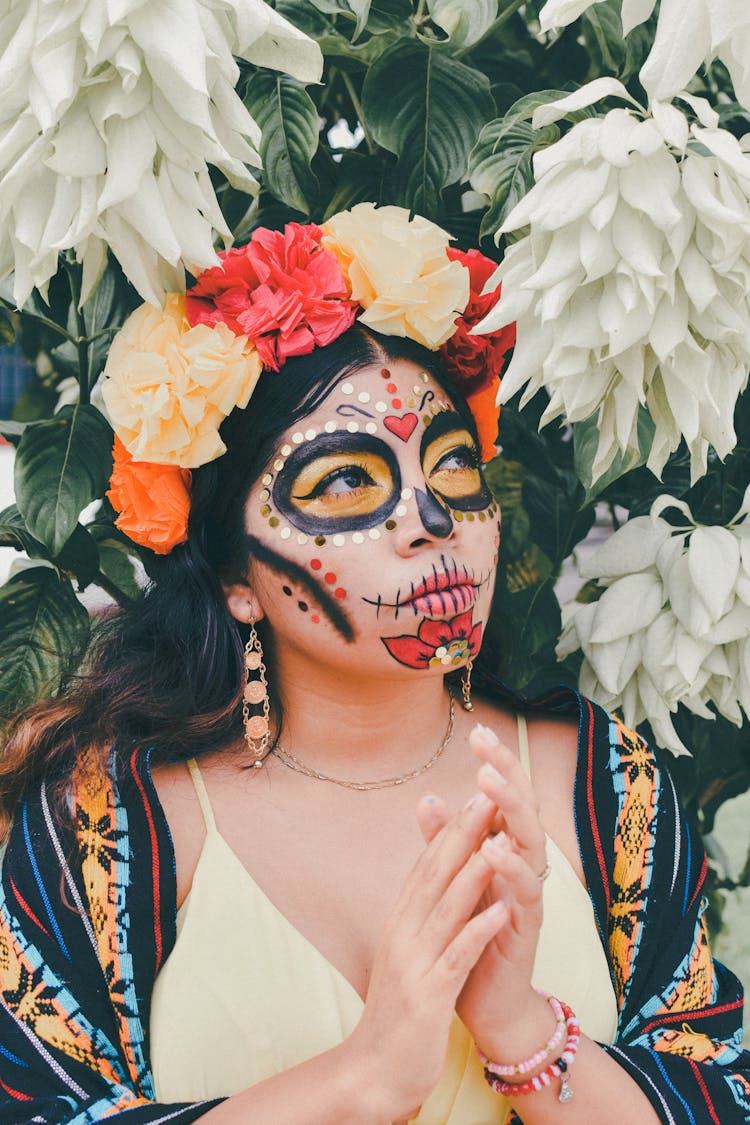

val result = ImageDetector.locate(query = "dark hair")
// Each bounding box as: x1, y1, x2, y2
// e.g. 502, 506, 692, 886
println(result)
0, 325, 483, 828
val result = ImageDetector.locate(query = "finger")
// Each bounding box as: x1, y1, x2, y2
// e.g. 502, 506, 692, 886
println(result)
430, 899, 508, 995
391, 792, 498, 935
417, 847, 496, 961
476, 762, 546, 864
481, 835, 543, 908
415, 793, 450, 845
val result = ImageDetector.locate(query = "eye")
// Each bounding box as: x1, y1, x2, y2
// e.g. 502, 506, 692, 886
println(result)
433, 444, 480, 473
295, 463, 377, 500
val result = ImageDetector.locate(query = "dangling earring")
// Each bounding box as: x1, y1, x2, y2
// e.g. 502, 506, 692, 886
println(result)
461, 656, 474, 712
243, 618, 270, 768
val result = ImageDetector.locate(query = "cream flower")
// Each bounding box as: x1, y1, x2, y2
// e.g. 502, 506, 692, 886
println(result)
101, 294, 261, 468
0, 0, 322, 308
323, 203, 469, 349
475, 93, 750, 484
558, 493, 750, 755
538, 0, 750, 111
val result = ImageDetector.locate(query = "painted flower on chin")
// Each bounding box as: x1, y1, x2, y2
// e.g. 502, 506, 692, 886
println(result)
382, 611, 482, 670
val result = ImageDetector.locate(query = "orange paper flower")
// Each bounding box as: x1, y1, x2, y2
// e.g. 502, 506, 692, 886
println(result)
107, 437, 192, 554
465, 379, 502, 463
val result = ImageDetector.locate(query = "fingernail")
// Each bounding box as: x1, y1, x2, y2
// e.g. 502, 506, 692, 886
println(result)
464, 792, 493, 812
479, 761, 506, 786
485, 901, 505, 922
422, 794, 439, 806
472, 723, 500, 748
483, 830, 509, 854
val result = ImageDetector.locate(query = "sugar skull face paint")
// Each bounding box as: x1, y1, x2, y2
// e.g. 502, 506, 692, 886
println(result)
272, 432, 402, 535
240, 358, 500, 679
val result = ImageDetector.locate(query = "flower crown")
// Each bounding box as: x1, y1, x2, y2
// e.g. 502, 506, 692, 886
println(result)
102, 203, 515, 554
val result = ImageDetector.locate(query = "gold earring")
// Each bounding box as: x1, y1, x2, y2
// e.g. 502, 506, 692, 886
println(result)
461, 656, 474, 712
243, 618, 270, 767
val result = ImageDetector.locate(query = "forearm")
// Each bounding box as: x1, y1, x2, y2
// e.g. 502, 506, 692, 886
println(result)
503, 1035, 660, 1125
195, 1039, 389, 1125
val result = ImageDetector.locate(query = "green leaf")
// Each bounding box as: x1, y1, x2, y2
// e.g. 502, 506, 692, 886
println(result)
0, 504, 102, 589
361, 40, 495, 214
0, 419, 27, 444
0, 566, 89, 719
243, 72, 320, 216
322, 152, 386, 219
14, 404, 113, 556
470, 119, 558, 238
94, 537, 142, 602
423, 0, 498, 48
0, 308, 15, 347
573, 408, 655, 501
305, 0, 371, 38
581, 2, 625, 75
367, 0, 411, 33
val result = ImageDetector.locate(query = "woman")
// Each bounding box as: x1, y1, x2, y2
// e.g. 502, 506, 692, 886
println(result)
0, 206, 748, 1125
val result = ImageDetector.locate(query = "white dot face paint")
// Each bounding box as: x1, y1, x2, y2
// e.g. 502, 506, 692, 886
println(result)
280, 444, 292, 457
273, 459, 285, 472
341, 383, 354, 395
262, 473, 273, 486
324, 421, 337, 433
346, 421, 359, 433
358, 391, 371, 403
401, 488, 413, 500
297, 533, 308, 545
304, 428, 316, 441
280, 527, 291, 540
292, 432, 304, 444
332, 533, 345, 547
396, 505, 407, 518
375, 401, 387, 413
365, 422, 378, 435
352, 532, 365, 544
368, 528, 381, 540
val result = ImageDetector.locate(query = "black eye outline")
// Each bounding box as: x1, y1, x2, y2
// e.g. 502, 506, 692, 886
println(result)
420, 412, 493, 513
294, 461, 378, 501
431, 443, 481, 474
272, 432, 402, 534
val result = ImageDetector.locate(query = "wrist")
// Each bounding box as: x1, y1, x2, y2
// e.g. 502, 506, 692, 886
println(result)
475, 988, 557, 1075
332, 1035, 396, 1125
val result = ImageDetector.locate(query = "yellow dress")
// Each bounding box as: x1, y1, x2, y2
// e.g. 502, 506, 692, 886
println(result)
150, 716, 618, 1122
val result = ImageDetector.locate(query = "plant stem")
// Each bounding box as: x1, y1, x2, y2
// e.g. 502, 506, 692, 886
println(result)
456, 0, 527, 57
0, 298, 77, 346
341, 70, 377, 155
93, 569, 135, 609
63, 258, 90, 405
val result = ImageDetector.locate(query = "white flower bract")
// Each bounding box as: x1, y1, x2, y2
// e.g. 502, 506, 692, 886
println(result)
557, 492, 750, 755
475, 100, 750, 484
0, 0, 322, 308
538, 0, 750, 112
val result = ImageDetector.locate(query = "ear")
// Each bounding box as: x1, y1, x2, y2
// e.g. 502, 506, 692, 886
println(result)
223, 581, 265, 626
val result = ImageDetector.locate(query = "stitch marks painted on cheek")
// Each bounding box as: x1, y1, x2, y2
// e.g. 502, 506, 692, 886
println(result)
381, 611, 483, 670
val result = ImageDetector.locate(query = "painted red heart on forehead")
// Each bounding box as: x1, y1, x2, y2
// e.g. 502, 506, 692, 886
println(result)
383, 413, 418, 442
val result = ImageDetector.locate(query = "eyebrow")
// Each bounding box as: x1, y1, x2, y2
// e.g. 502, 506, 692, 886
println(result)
419, 409, 473, 460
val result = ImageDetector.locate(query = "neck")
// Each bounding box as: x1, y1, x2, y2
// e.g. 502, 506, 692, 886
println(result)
271, 652, 454, 779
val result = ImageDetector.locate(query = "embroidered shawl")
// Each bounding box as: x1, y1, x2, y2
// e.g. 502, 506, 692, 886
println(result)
1, 686, 749, 1125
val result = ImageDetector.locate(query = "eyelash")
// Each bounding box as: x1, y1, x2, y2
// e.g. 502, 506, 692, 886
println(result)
433, 444, 480, 473
296, 460, 377, 500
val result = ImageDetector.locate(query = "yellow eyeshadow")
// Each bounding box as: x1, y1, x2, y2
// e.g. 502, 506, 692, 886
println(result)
422, 430, 482, 500
289, 451, 394, 519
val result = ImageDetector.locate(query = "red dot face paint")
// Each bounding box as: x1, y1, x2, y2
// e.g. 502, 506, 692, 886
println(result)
324, 571, 337, 584
310, 558, 322, 570
391, 398, 402, 410
311, 614, 320, 624
386, 382, 397, 394
334, 588, 347, 600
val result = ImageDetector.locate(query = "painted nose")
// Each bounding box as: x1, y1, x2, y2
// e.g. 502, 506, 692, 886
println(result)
393, 486, 457, 556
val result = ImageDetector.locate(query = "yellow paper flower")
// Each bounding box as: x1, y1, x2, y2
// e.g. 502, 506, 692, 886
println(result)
322, 203, 469, 349
101, 294, 261, 468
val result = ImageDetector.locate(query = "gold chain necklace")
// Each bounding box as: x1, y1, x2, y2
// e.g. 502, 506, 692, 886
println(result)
270, 693, 455, 791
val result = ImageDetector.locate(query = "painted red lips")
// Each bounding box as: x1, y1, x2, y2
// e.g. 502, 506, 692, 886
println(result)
403, 568, 478, 617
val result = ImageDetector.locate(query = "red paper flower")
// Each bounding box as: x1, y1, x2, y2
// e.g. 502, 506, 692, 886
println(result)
382, 610, 483, 670
186, 223, 357, 371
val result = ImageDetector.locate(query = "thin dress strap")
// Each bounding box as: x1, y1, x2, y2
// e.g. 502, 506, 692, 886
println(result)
186, 757, 217, 834
516, 713, 532, 782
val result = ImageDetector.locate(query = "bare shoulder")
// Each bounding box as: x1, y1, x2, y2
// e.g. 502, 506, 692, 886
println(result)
526, 711, 583, 882
150, 757, 205, 908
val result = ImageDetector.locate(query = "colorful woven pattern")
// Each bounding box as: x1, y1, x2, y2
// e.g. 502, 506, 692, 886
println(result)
1, 687, 749, 1124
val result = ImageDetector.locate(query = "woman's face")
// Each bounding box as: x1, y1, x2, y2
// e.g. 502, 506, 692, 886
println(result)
241, 359, 500, 679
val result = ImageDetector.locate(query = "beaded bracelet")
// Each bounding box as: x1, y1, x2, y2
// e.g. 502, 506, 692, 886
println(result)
479, 992, 567, 1078
481, 999, 580, 1104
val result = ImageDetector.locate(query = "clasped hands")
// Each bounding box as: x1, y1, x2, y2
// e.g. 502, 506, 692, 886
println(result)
415, 723, 551, 1064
